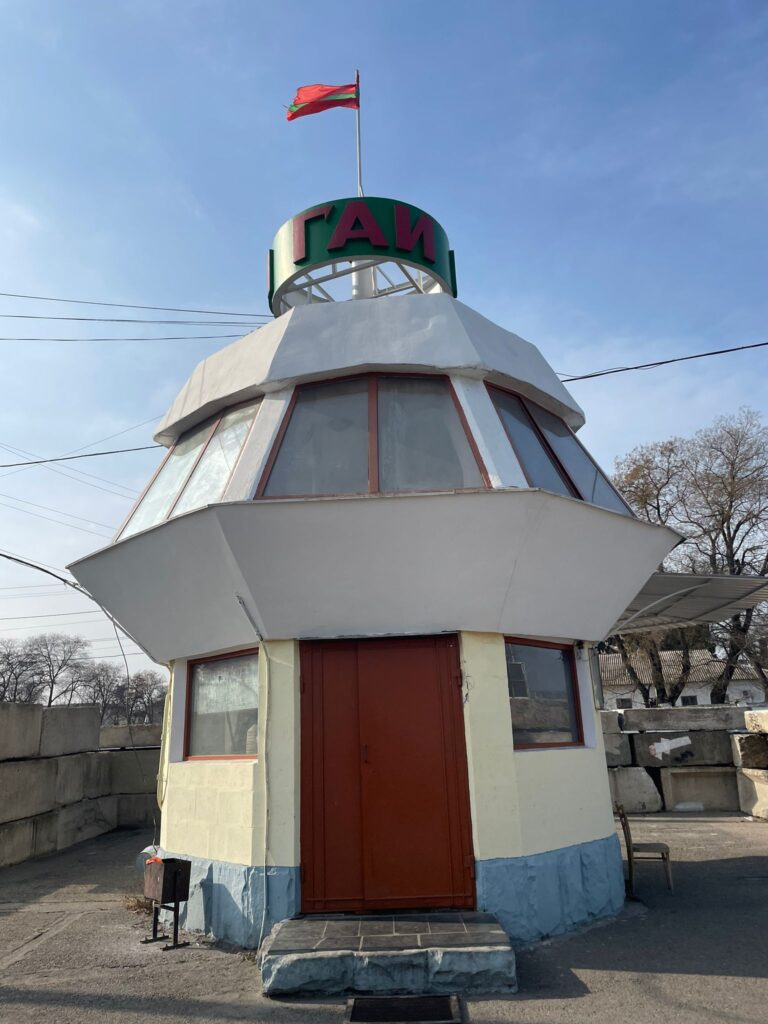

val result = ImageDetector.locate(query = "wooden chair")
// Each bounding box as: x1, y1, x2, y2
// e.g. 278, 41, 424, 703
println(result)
614, 802, 673, 895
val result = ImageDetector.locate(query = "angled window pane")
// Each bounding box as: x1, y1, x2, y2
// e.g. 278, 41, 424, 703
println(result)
377, 377, 483, 492
172, 401, 260, 517
187, 653, 259, 757
526, 403, 631, 515
489, 389, 572, 497
264, 379, 369, 496
119, 421, 212, 539
505, 642, 581, 747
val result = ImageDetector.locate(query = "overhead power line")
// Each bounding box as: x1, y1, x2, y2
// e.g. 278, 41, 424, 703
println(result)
560, 339, 768, 382
0, 501, 112, 538
0, 444, 161, 468
0, 289, 272, 318
0, 334, 248, 342
0, 440, 139, 496
0, 313, 263, 326
0, 490, 116, 529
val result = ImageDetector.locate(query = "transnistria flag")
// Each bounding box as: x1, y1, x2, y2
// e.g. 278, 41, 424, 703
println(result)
286, 79, 359, 121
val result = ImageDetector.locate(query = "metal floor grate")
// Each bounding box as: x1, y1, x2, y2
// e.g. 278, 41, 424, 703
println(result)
347, 994, 462, 1023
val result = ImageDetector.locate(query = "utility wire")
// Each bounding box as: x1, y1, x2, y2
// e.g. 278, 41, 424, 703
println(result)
0, 440, 139, 495
0, 334, 248, 342
0, 501, 112, 538
0, 491, 116, 529
0, 444, 161, 468
560, 339, 768, 382
0, 290, 272, 318
0, 313, 263, 325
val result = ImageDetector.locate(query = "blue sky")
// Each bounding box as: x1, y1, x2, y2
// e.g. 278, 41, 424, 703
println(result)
0, 0, 766, 666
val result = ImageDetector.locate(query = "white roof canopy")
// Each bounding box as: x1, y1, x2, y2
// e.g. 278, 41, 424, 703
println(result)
612, 572, 768, 635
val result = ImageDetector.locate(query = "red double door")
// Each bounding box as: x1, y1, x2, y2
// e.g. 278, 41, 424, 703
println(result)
300, 635, 475, 913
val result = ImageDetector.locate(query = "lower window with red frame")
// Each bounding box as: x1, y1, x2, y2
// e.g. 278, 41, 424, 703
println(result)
185, 650, 260, 759
504, 638, 583, 748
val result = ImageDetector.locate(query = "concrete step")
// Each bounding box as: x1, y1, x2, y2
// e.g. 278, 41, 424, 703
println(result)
259, 911, 517, 997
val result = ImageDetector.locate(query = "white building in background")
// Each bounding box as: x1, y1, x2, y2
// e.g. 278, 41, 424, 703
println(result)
600, 649, 765, 709
68, 196, 768, 969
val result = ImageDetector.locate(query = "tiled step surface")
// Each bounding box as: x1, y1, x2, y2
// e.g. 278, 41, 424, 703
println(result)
260, 912, 517, 996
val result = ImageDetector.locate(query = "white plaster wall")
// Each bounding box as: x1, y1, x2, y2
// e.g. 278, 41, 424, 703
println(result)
604, 680, 765, 710
159, 640, 300, 868
459, 631, 615, 863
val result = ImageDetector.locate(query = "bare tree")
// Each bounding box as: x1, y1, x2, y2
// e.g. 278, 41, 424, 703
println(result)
126, 670, 167, 724
614, 408, 768, 703
0, 638, 41, 703
25, 633, 90, 707
78, 661, 125, 723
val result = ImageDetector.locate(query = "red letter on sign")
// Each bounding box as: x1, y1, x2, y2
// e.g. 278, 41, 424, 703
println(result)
293, 204, 334, 263
394, 205, 435, 262
328, 201, 388, 250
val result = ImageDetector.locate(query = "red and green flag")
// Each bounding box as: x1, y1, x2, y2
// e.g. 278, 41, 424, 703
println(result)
286, 76, 359, 121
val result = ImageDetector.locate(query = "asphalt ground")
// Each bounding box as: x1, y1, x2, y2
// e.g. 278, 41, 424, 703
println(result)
0, 814, 766, 1024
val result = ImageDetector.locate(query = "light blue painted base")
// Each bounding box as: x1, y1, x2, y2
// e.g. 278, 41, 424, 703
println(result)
141, 847, 299, 948
476, 834, 625, 944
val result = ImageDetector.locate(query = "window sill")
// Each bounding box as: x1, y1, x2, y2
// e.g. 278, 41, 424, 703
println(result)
183, 755, 259, 762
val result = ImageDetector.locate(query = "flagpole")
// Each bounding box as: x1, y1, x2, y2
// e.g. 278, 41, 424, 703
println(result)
355, 69, 363, 197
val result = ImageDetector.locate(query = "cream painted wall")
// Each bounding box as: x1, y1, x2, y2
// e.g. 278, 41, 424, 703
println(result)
459, 631, 615, 862
160, 640, 300, 868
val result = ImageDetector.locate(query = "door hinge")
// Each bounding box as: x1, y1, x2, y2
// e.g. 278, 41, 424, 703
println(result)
465, 855, 475, 879
453, 670, 463, 689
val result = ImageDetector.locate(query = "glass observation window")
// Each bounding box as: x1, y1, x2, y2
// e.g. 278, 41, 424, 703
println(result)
259, 374, 486, 497
377, 377, 484, 491
526, 403, 630, 515
186, 651, 259, 758
504, 640, 582, 748
119, 401, 260, 540
263, 378, 369, 496
488, 385, 632, 516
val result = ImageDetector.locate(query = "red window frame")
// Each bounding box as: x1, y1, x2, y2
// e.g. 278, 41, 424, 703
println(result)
116, 399, 261, 541
503, 636, 584, 750
486, 383, 633, 514
255, 372, 491, 499
183, 647, 261, 761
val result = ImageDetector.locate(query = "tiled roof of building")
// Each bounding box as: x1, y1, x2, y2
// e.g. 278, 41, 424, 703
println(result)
599, 649, 759, 689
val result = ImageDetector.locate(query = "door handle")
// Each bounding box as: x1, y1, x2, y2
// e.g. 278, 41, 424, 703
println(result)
361, 744, 369, 763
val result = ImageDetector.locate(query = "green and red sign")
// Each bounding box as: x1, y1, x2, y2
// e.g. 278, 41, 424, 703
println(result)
268, 197, 456, 315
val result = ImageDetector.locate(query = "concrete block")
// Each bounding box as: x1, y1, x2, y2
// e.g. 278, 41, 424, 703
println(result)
607, 767, 662, 813
745, 710, 768, 734
660, 767, 739, 812
54, 754, 86, 806
117, 793, 158, 827
0, 817, 33, 868
622, 706, 746, 732
83, 751, 112, 798
0, 703, 42, 760
603, 732, 632, 767
39, 705, 100, 757
31, 810, 59, 857
0, 758, 57, 824
599, 711, 623, 734
737, 769, 768, 819
632, 730, 732, 767
100, 723, 162, 748
731, 733, 768, 769
427, 947, 517, 994
109, 748, 159, 794
56, 796, 117, 850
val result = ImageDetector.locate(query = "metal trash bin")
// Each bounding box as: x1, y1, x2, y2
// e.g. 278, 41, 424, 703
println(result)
144, 857, 191, 904
141, 857, 191, 950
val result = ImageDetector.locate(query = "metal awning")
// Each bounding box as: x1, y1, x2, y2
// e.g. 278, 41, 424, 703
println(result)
612, 572, 768, 635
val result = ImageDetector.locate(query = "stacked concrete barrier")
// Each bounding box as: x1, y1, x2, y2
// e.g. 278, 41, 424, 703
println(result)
737, 711, 768, 819
600, 705, 766, 814
0, 704, 161, 869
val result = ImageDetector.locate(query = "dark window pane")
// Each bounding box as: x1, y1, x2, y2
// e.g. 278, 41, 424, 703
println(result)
526, 403, 631, 515
505, 642, 581, 747
681, 695, 698, 706
616, 698, 633, 709
489, 390, 572, 497
188, 654, 259, 757
378, 377, 483, 492
264, 379, 369, 496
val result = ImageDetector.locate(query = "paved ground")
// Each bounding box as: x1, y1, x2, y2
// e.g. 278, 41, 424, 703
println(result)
0, 815, 766, 1023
